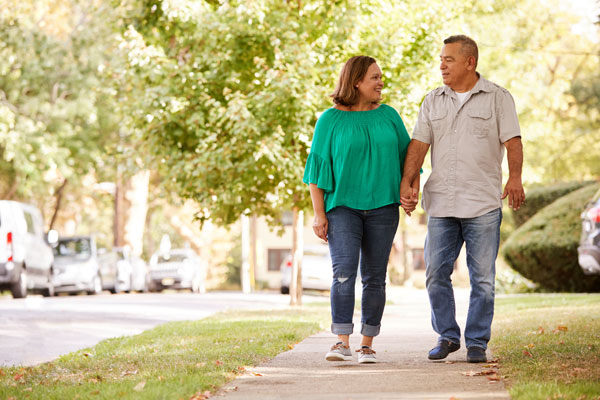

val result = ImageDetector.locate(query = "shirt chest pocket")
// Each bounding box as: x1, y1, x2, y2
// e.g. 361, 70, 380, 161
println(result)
430, 109, 448, 137
467, 108, 492, 138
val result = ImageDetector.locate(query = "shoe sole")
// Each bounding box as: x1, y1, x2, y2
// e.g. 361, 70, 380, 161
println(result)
325, 353, 352, 361
428, 346, 461, 360
358, 358, 377, 364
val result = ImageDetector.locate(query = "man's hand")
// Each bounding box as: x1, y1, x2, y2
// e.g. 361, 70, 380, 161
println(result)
501, 177, 525, 211
312, 212, 328, 242
400, 180, 419, 216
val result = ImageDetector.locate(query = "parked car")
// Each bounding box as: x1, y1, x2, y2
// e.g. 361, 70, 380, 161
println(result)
0, 201, 56, 298
113, 246, 148, 292
578, 189, 600, 275
98, 247, 132, 294
148, 248, 204, 293
280, 245, 333, 294
53, 236, 103, 295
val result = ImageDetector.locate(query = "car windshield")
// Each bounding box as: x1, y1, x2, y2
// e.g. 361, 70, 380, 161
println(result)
54, 238, 92, 259
157, 254, 189, 263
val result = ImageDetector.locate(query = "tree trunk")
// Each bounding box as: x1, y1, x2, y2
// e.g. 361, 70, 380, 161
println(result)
250, 214, 257, 291
122, 170, 150, 257
290, 207, 304, 305
113, 174, 125, 247
49, 179, 68, 231
241, 215, 251, 293
114, 170, 149, 256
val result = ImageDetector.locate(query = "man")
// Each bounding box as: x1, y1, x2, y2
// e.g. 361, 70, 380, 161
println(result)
400, 35, 525, 363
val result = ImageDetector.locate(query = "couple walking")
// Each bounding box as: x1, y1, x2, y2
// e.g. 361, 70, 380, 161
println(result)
303, 35, 525, 364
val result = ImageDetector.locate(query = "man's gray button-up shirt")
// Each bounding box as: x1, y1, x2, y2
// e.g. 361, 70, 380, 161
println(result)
412, 76, 521, 218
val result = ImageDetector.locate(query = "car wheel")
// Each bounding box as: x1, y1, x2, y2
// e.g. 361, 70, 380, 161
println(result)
88, 275, 103, 295
280, 286, 289, 295
41, 271, 55, 297
10, 267, 27, 299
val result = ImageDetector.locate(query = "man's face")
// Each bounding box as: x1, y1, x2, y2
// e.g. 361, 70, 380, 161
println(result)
439, 43, 471, 88
356, 63, 384, 103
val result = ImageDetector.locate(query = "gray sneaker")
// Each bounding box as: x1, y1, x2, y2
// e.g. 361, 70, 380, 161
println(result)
325, 342, 352, 361
357, 345, 377, 363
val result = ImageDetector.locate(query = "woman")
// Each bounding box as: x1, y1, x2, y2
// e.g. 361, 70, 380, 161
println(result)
303, 56, 418, 363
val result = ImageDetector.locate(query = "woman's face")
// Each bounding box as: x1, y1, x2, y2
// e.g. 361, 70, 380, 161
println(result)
356, 63, 383, 103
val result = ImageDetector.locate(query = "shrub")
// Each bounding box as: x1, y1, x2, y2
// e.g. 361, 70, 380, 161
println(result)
502, 183, 600, 292
512, 181, 595, 228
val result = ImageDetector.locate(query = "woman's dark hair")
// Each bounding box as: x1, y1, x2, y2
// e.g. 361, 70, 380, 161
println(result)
331, 56, 377, 106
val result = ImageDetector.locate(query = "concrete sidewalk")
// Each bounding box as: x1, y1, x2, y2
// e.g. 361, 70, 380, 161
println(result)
216, 288, 510, 400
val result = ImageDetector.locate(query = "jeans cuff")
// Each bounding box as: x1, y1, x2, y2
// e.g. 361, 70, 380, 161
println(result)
331, 323, 354, 335
361, 323, 381, 337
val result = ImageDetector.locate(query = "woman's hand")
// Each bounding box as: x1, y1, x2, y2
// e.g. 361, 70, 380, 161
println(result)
312, 212, 328, 242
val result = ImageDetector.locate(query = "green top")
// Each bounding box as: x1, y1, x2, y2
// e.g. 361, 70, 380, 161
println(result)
303, 104, 411, 212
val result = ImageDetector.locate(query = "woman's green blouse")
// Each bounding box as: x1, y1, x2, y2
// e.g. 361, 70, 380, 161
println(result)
303, 104, 411, 212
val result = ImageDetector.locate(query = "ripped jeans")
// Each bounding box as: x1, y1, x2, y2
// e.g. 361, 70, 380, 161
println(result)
326, 204, 399, 337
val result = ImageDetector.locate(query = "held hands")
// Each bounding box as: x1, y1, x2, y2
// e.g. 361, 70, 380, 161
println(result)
400, 180, 419, 216
312, 212, 328, 242
501, 177, 525, 211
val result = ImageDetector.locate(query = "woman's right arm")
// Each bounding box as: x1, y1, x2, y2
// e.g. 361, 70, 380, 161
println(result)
309, 183, 328, 242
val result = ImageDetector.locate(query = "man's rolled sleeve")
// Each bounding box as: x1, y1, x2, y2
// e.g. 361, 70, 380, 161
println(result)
497, 89, 521, 143
411, 95, 433, 144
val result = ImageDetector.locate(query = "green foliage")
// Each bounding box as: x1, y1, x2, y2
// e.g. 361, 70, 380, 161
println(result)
513, 181, 596, 227
114, 0, 465, 227
502, 183, 600, 292
465, 0, 600, 182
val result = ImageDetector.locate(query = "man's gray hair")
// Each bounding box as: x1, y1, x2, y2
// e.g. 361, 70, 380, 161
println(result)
444, 35, 478, 66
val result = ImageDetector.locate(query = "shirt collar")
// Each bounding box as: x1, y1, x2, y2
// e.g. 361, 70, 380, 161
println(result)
439, 73, 492, 97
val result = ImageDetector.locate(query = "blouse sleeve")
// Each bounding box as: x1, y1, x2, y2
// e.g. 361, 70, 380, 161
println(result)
302, 111, 334, 192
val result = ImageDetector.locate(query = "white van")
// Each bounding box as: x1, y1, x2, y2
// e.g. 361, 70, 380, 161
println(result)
0, 201, 56, 298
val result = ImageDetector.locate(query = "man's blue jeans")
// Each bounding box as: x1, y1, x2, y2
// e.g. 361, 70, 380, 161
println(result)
425, 208, 502, 350
326, 204, 399, 337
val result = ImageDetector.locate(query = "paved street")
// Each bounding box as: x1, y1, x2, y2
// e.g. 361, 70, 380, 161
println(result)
0, 291, 322, 366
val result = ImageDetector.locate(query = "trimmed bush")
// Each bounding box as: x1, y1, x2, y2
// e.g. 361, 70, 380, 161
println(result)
502, 183, 600, 292
513, 181, 595, 227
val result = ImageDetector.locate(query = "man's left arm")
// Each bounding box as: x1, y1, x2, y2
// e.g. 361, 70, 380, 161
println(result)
502, 137, 525, 210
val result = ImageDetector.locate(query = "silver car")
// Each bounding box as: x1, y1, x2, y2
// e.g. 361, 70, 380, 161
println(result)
148, 249, 204, 293
0, 201, 56, 298
53, 236, 103, 295
280, 245, 332, 294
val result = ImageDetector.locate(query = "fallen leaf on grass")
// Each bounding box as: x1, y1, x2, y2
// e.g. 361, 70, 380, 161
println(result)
523, 350, 533, 358
526, 343, 535, 349
23, 387, 32, 392
13, 374, 23, 381
189, 390, 211, 400
558, 340, 565, 345
0, 369, 5, 376
215, 360, 223, 366
537, 326, 545, 334
158, 376, 164, 382
90, 390, 100, 395
133, 381, 146, 392
287, 344, 294, 350
553, 325, 568, 333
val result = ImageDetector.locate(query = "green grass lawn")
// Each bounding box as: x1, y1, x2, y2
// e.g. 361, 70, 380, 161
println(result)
0, 307, 329, 400
492, 294, 600, 400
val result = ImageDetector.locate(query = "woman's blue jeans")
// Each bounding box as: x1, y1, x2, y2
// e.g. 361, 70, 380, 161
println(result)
326, 204, 399, 337
425, 208, 502, 350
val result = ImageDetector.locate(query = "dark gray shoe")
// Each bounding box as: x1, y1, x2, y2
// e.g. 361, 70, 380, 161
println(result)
428, 340, 460, 360
467, 346, 487, 363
